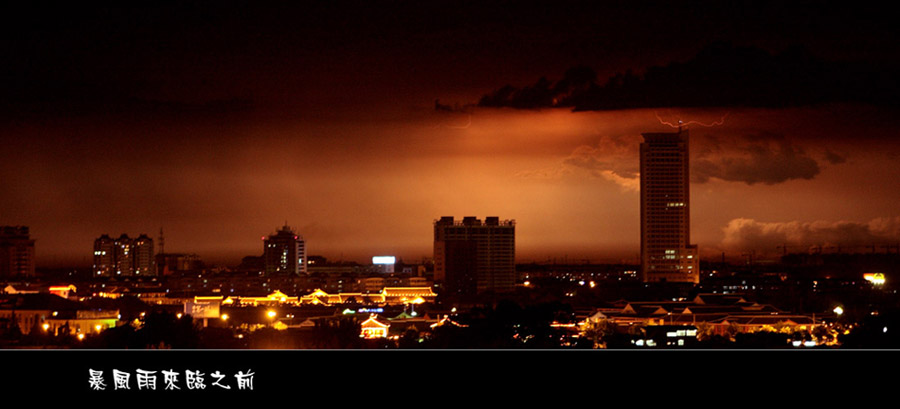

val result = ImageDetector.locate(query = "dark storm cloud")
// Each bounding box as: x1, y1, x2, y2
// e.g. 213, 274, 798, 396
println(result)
477, 42, 900, 111
693, 133, 821, 185
722, 217, 900, 251
434, 99, 471, 113
478, 66, 598, 110
824, 149, 848, 165
545, 129, 833, 187
6, 2, 899, 120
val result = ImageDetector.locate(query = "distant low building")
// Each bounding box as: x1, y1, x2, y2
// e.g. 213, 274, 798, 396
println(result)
156, 253, 203, 276
633, 325, 699, 348
360, 314, 389, 339
0, 293, 118, 336
48, 285, 77, 299
581, 293, 825, 345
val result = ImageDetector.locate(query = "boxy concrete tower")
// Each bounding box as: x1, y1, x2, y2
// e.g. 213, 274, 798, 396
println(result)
640, 128, 699, 283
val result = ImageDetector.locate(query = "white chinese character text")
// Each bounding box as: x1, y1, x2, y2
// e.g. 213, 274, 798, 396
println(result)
88, 369, 106, 391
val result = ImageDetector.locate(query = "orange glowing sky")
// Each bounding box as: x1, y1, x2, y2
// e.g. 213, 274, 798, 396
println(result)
5, 105, 900, 266
2, 3, 900, 267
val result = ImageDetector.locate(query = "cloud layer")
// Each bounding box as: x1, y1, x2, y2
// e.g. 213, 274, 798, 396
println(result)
534, 129, 837, 188
692, 133, 821, 185
721, 217, 900, 251
476, 42, 900, 111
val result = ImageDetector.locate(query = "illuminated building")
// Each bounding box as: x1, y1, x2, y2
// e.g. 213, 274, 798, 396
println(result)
263, 224, 307, 275
580, 294, 820, 345
640, 129, 699, 284
360, 314, 389, 338
864, 272, 886, 285
93, 233, 155, 277
114, 234, 133, 275
92, 235, 115, 276
295, 287, 436, 306
0, 226, 35, 279
133, 234, 155, 276
0, 293, 118, 336
433, 216, 516, 296
49, 285, 77, 299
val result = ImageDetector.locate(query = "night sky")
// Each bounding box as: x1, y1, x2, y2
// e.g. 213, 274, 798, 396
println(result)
3, 2, 900, 267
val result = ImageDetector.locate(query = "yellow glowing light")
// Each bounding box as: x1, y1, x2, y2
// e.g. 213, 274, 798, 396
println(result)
864, 273, 886, 286
221, 314, 229, 321
42, 323, 50, 331
77, 333, 85, 341
834, 306, 844, 316
267, 310, 277, 319
523, 281, 530, 287
95, 325, 102, 332
176, 313, 183, 319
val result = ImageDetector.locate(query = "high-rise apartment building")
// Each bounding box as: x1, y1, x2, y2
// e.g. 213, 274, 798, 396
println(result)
114, 234, 133, 276
434, 216, 515, 296
0, 226, 35, 278
263, 224, 307, 275
640, 128, 699, 283
93, 233, 154, 277
133, 234, 155, 276
92, 234, 116, 276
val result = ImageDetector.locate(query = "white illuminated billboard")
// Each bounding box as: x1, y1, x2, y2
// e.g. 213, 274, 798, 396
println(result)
372, 256, 396, 265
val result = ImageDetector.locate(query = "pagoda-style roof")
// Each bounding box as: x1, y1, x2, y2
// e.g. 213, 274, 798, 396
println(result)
361, 314, 389, 329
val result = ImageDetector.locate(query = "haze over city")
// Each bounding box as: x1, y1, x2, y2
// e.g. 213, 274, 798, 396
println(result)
2, 2, 899, 267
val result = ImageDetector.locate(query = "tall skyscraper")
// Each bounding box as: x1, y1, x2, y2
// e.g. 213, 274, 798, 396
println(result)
0, 226, 35, 278
434, 216, 516, 296
640, 128, 699, 283
263, 224, 307, 275
93, 233, 155, 277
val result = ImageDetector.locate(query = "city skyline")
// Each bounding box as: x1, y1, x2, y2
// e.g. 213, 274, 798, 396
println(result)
3, 3, 900, 268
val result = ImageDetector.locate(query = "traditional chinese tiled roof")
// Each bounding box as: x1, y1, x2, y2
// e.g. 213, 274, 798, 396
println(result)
713, 315, 816, 326
692, 293, 748, 305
